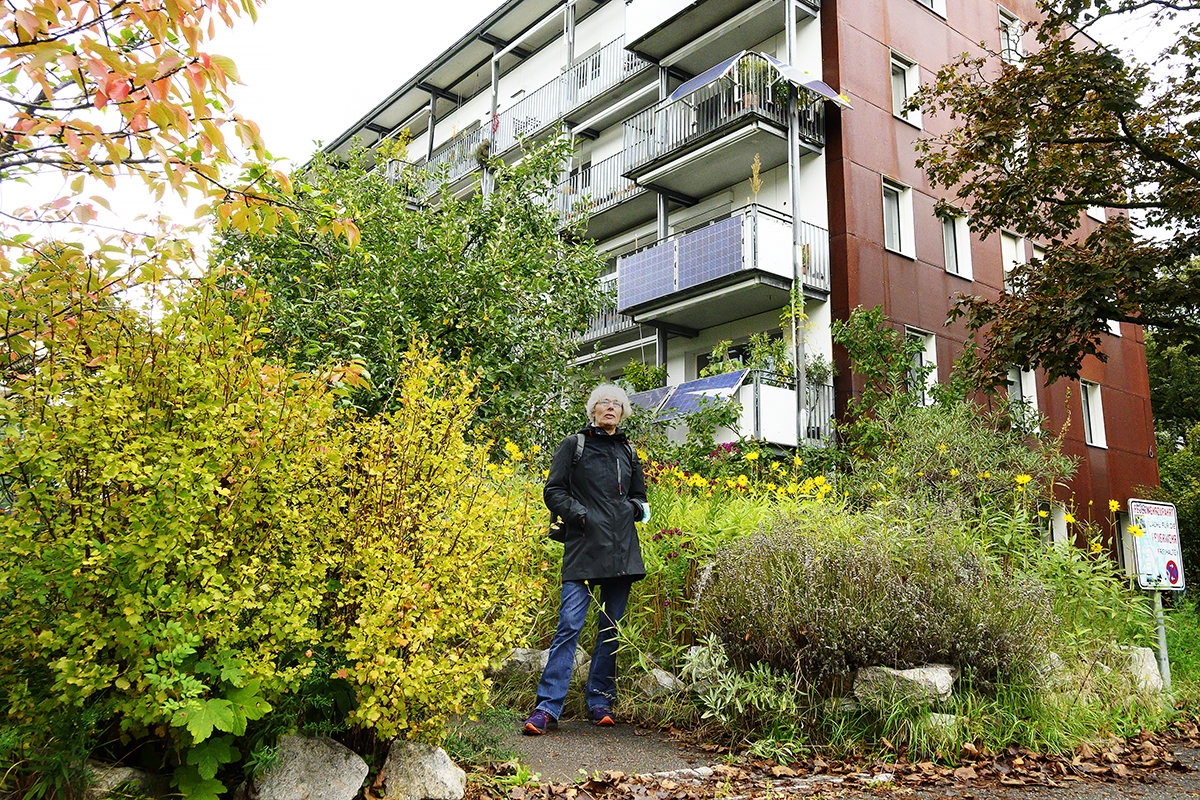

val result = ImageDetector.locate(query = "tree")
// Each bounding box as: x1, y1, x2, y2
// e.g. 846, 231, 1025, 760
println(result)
212, 139, 605, 446
915, 0, 1200, 384
1147, 329, 1200, 447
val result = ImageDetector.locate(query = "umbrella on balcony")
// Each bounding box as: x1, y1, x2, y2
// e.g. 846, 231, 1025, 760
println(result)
666, 51, 853, 109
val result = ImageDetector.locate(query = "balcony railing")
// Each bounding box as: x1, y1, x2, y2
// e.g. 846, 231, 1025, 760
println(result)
556, 150, 646, 224
564, 39, 654, 110
581, 281, 639, 342
739, 371, 836, 447
622, 52, 824, 173
425, 124, 486, 187
616, 204, 830, 312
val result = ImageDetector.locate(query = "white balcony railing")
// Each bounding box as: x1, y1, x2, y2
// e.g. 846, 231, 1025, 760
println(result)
555, 150, 646, 224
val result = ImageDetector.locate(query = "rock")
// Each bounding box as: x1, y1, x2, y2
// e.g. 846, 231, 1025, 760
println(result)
638, 667, 686, 698
854, 664, 956, 710
864, 772, 895, 784
492, 646, 589, 681
1119, 645, 1164, 694
923, 712, 961, 738
824, 696, 861, 714
380, 741, 465, 800
253, 734, 367, 800
84, 761, 169, 800
1034, 651, 1070, 690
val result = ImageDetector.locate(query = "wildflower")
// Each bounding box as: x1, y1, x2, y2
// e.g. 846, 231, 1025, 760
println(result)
1109, 499, 1120, 513
949, 469, 959, 477
1038, 510, 1049, 518
1064, 513, 1076, 524
745, 451, 760, 461
917, 471, 924, 477
638, 448, 647, 461
1090, 542, 1103, 554
793, 455, 803, 466
814, 475, 827, 486
937, 443, 947, 453
885, 467, 896, 475
1015, 474, 1033, 486
1130, 524, 1144, 538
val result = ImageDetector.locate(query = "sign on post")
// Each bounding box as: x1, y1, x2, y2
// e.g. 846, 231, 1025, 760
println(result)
1127, 499, 1185, 591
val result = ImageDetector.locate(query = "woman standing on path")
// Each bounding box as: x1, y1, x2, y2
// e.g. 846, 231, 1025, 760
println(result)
522, 384, 650, 735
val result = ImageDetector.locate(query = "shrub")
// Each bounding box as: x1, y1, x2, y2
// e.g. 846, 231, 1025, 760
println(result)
695, 502, 1056, 687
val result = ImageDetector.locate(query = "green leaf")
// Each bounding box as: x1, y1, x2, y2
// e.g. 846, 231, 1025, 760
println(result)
186, 736, 239, 780
174, 698, 236, 742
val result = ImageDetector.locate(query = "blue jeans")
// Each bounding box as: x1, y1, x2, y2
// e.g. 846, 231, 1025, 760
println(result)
534, 578, 632, 719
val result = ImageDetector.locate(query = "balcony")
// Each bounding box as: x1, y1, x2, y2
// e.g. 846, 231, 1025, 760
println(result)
633, 368, 835, 447
621, 53, 824, 201
626, 0, 821, 76
580, 283, 640, 344
424, 124, 486, 191
616, 204, 830, 329
556, 150, 655, 240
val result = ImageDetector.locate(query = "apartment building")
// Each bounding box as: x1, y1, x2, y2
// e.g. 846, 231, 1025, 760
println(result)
326, 0, 1158, 525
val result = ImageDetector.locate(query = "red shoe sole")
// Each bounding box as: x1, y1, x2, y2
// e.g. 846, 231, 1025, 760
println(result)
523, 723, 546, 735
595, 715, 615, 726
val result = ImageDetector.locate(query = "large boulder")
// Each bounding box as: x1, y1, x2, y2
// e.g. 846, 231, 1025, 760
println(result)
491, 646, 589, 681
252, 734, 367, 800
379, 742, 465, 800
854, 664, 956, 710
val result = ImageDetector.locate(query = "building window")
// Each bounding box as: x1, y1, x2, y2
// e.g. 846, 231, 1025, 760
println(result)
1000, 231, 1025, 291
1087, 205, 1107, 222
1107, 319, 1122, 336
999, 8, 1023, 65
890, 52, 922, 127
907, 329, 937, 405
941, 213, 972, 279
1007, 366, 1038, 428
882, 178, 914, 258
1081, 380, 1107, 447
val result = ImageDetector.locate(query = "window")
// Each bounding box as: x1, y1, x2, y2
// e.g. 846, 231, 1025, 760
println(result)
1107, 319, 1122, 336
1086, 205, 1107, 222
999, 8, 1023, 65
1007, 366, 1038, 428
1000, 231, 1025, 291
890, 52, 921, 127
911, 0, 948, 16
907, 329, 937, 405
941, 213, 972, 279
882, 178, 915, 257
1081, 380, 1107, 447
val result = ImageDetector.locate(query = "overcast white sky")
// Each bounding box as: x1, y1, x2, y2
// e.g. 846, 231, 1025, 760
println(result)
211, 0, 503, 166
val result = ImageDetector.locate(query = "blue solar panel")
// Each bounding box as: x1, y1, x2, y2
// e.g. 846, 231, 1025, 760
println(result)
678, 216, 743, 291
657, 370, 749, 420
618, 241, 675, 311
629, 386, 672, 414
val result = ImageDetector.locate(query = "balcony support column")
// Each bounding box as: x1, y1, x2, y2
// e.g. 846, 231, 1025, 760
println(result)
483, 45, 502, 198
565, 0, 576, 65
656, 65, 670, 240
656, 326, 668, 378
786, 0, 808, 448
426, 94, 438, 164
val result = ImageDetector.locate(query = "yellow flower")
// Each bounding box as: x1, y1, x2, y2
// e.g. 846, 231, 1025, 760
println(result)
793, 455, 803, 466
949, 469, 959, 477
638, 448, 647, 461
1064, 513, 1076, 524
1015, 474, 1033, 485
1090, 542, 1103, 554
814, 475, 827, 486
917, 471, 924, 477
937, 443, 947, 453
886, 467, 896, 475
1130, 524, 1144, 538
1038, 510, 1049, 518
737, 474, 749, 487
1109, 499, 1120, 513
745, 451, 760, 461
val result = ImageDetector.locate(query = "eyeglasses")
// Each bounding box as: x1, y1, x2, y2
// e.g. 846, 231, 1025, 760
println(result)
594, 399, 622, 409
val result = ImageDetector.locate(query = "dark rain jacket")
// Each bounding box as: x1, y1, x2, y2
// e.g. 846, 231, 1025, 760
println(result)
544, 426, 647, 583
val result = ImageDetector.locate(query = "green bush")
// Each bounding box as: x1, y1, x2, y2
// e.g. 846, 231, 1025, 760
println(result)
0, 268, 544, 798
695, 503, 1055, 686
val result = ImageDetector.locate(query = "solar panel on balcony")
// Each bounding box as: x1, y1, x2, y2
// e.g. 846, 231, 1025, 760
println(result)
656, 370, 749, 421
628, 386, 673, 415
678, 216, 743, 290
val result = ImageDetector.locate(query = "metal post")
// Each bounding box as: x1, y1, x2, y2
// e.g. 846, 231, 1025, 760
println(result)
786, 0, 808, 448
656, 65, 669, 241
656, 327, 668, 377
485, 46, 501, 198
565, 0, 576, 65
1153, 590, 1173, 695
425, 95, 438, 164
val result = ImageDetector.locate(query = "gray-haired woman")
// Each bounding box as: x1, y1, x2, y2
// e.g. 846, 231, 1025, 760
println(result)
521, 384, 650, 734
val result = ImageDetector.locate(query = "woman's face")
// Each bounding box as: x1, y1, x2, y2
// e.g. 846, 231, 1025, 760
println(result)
592, 397, 624, 431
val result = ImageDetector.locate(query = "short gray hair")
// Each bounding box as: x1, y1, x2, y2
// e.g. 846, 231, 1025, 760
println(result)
586, 383, 632, 425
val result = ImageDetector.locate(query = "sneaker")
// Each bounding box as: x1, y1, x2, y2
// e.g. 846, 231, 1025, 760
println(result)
521, 709, 557, 735
590, 706, 616, 726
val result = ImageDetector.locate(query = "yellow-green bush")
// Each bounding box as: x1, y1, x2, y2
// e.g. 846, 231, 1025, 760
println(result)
0, 265, 544, 798
325, 351, 546, 740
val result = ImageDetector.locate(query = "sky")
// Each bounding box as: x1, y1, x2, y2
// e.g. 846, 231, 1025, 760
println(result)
211, 0, 503, 167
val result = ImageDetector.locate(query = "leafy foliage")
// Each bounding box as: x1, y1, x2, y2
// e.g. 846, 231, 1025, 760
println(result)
1147, 329, 1200, 446
212, 140, 604, 445
915, 0, 1200, 382
1149, 424, 1200, 581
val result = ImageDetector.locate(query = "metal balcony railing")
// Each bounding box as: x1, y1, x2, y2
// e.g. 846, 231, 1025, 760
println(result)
581, 281, 638, 342
743, 370, 836, 446
616, 204, 830, 312
555, 150, 645, 224
622, 52, 824, 173
564, 38, 654, 111
802, 380, 836, 445
494, 78, 564, 154
425, 124, 486, 187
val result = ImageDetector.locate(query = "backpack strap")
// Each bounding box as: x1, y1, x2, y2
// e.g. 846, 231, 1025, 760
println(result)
571, 432, 586, 468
